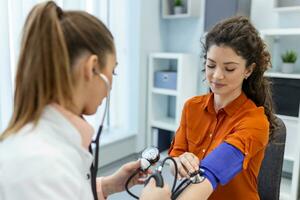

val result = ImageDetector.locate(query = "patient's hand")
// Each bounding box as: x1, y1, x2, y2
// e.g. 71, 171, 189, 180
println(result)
171, 152, 200, 179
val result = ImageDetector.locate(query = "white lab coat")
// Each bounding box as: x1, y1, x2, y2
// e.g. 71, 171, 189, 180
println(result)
0, 106, 94, 200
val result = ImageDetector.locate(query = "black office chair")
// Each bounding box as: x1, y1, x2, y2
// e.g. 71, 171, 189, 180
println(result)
258, 117, 286, 200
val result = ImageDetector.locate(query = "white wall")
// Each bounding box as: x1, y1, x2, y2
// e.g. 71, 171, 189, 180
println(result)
251, 0, 279, 29
251, 0, 300, 29
251, 0, 300, 71
0, 1, 13, 131
134, 0, 166, 152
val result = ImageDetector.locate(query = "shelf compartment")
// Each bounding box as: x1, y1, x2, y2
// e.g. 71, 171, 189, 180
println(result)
280, 176, 292, 200
260, 28, 300, 36
277, 114, 299, 122
274, 6, 300, 12
282, 158, 294, 178
148, 52, 198, 147
270, 78, 300, 117
151, 117, 177, 132
265, 72, 300, 79
161, 0, 201, 19
154, 71, 177, 90
277, 115, 299, 166
152, 87, 178, 96
151, 93, 177, 128
274, 0, 300, 12
152, 57, 178, 72
151, 56, 179, 92
151, 128, 174, 152
262, 35, 300, 73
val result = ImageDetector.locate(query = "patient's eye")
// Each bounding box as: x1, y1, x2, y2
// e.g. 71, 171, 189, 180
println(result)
225, 68, 235, 72
206, 64, 215, 69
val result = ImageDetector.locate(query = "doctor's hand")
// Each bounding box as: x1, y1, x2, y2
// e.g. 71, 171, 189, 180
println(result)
171, 152, 199, 179
99, 160, 149, 197
140, 178, 171, 200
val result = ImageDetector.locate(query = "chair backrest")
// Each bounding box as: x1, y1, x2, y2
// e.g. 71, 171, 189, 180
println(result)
258, 117, 286, 200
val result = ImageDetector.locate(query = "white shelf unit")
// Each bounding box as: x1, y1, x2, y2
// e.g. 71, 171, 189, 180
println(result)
265, 71, 300, 79
260, 28, 300, 75
273, 0, 300, 12
264, 75, 300, 200
274, 6, 300, 12
161, 0, 201, 19
261, 28, 300, 200
278, 114, 300, 200
147, 52, 198, 146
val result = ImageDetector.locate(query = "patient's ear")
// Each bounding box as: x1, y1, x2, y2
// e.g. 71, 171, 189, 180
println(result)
245, 63, 256, 79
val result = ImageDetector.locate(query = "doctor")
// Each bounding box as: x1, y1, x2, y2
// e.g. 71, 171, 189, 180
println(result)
0, 1, 170, 200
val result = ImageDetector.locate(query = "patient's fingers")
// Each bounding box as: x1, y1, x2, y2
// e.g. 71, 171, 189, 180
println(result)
184, 153, 199, 171
171, 157, 187, 179
179, 156, 195, 175
177, 159, 189, 178
179, 153, 199, 176
171, 153, 200, 179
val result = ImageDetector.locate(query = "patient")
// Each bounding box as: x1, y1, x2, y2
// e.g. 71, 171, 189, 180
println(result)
169, 16, 278, 200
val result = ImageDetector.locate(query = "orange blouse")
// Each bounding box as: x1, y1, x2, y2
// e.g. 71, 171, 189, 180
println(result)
168, 92, 269, 200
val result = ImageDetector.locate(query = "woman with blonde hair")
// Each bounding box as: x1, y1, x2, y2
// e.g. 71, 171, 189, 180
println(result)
0, 1, 170, 200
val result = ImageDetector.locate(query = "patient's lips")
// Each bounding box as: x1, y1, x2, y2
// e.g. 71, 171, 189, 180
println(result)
211, 81, 226, 88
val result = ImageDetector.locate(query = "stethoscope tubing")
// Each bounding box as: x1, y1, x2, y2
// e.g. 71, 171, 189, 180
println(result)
89, 73, 111, 200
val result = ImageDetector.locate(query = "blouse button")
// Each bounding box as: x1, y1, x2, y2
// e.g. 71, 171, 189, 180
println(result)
87, 174, 91, 180
209, 134, 213, 138
202, 149, 206, 153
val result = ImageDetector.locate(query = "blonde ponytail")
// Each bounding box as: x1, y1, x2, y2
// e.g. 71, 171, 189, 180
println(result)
1, 1, 73, 140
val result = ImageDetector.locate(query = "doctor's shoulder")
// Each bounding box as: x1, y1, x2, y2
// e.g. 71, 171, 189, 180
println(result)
0, 123, 77, 177
0, 123, 84, 199
0, 124, 53, 164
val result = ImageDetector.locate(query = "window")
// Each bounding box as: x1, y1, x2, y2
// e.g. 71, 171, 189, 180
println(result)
0, 0, 136, 138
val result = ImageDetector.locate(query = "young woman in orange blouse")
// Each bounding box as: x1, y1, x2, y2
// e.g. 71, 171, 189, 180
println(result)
169, 16, 278, 200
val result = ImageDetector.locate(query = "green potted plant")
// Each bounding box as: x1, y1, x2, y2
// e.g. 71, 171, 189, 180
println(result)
281, 50, 297, 73
173, 0, 183, 14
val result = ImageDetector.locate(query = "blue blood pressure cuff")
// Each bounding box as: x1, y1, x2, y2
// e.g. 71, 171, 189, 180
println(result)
200, 142, 244, 190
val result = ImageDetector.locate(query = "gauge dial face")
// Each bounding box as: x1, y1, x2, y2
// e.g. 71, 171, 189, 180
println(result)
142, 147, 159, 162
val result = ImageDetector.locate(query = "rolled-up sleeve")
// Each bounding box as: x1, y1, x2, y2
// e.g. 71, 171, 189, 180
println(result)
225, 109, 269, 169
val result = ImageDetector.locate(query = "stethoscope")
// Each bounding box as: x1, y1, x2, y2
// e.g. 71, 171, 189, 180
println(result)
88, 71, 111, 200
87, 72, 205, 200
125, 147, 206, 200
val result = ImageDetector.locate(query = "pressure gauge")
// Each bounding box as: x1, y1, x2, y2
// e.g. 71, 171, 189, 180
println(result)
140, 147, 160, 171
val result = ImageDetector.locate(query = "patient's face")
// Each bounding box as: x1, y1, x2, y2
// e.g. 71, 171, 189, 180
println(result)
205, 45, 252, 98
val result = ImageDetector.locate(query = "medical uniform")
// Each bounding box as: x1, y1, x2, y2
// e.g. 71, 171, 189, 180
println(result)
169, 92, 269, 200
0, 105, 106, 200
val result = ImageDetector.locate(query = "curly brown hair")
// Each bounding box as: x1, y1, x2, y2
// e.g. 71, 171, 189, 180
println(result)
202, 16, 278, 139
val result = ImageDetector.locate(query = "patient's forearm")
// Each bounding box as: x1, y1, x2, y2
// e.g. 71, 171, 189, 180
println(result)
177, 179, 213, 200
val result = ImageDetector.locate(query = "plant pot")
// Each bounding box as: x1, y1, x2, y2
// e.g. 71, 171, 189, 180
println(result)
173, 6, 183, 15
281, 63, 295, 73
